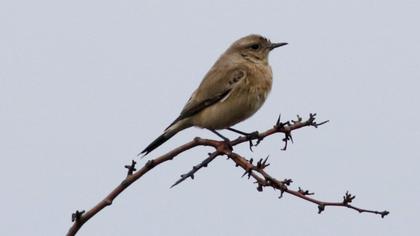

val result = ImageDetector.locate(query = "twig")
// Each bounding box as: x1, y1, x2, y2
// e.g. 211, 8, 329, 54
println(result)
170, 151, 221, 188
227, 152, 389, 217
171, 113, 328, 187
66, 137, 221, 236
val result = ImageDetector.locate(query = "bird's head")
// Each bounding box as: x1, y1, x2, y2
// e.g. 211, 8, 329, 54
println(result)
228, 34, 287, 64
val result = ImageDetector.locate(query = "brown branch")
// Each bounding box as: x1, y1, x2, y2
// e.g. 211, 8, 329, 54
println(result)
227, 152, 389, 217
67, 114, 387, 236
66, 137, 222, 236
170, 113, 326, 187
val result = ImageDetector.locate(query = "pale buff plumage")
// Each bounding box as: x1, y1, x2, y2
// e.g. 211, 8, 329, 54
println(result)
140, 34, 287, 155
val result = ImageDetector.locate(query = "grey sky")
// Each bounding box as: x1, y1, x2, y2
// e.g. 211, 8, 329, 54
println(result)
1, 0, 419, 235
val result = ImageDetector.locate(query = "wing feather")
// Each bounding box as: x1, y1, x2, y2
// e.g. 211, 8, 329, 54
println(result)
165, 67, 246, 130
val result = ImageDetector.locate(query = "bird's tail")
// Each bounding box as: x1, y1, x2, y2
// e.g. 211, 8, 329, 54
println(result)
138, 131, 176, 157
139, 118, 190, 157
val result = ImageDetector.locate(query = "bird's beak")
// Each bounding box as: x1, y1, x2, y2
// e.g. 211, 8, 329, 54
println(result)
269, 42, 288, 50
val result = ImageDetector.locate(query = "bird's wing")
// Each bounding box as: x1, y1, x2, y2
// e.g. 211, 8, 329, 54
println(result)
166, 66, 247, 130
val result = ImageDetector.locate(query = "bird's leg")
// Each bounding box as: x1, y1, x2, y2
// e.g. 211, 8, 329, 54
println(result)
227, 127, 261, 152
209, 129, 230, 142
209, 129, 233, 151
227, 127, 259, 138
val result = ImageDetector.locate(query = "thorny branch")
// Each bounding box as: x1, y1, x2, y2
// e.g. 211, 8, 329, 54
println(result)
227, 152, 389, 217
67, 114, 388, 236
170, 113, 325, 187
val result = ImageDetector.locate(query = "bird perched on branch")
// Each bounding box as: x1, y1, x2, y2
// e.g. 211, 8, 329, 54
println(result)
140, 34, 287, 156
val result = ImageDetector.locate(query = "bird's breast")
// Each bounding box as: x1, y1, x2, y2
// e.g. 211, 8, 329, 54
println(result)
244, 66, 272, 112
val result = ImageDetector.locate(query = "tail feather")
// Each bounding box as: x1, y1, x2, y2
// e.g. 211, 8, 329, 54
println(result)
140, 117, 191, 157
138, 131, 176, 157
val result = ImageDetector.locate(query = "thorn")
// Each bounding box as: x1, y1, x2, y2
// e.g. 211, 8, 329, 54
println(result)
343, 191, 356, 205
124, 160, 137, 176
318, 204, 325, 214
276, 114, 281, 125
263, 155, 269, 165
314, 120, 330, 128
257, 159, 262, 168
145, 160, 155, 168
282, 179, 293, 186
281, 138, 288, 150
298, 187, 314, 195
71, 210, 85, 222
255, 137, 263, 146
381, 211, 390, 218
249, 140, 254, 152
274, 114, 286, 131
170, 181, 179, 189
256, 156, 270, 169
289, 133, 294, 144
278, 190, 284, 199
281, 133, 293, 150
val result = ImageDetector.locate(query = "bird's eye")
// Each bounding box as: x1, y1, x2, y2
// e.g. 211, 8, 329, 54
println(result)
250, 44, 260, 50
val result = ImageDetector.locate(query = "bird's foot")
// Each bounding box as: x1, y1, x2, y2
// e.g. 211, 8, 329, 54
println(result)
227, 128, 262, 152
246, 131, 263, 152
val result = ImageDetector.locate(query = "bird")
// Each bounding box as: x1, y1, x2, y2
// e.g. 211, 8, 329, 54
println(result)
140, 34, 287, 156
